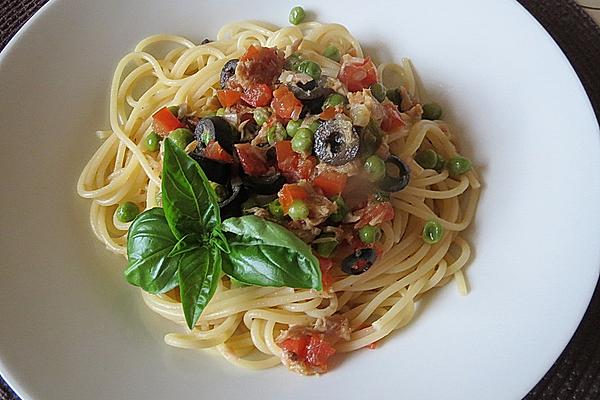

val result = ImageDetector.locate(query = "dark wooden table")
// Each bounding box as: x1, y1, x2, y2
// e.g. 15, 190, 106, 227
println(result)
1, 1, 599, 399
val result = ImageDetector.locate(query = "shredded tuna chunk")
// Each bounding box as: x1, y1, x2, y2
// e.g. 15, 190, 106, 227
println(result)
315, 158, 363, 177
297, 181, 337, 228
401, 103, 423, 124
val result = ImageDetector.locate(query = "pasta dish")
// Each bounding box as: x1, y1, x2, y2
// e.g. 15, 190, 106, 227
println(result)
77, 7, 480, 375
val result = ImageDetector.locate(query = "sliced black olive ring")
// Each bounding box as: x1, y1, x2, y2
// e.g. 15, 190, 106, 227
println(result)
341, 248, 377, 275
220, 59, 239, 89
377, 155, 411, 192
313, 119, 360, 166
192, 116, 239, 154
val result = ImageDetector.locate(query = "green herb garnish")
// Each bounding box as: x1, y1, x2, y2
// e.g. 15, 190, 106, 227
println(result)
124, 139, 322, 329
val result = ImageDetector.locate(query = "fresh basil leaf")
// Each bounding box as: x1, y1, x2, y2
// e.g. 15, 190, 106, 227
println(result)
162, 138, 221, 240
221, 215, 322, 290
124, 208, 180, 294
178, 245, 222, 329
211, 229, 231, 254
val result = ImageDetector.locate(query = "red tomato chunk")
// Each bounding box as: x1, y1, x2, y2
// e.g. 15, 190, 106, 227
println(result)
235, 143, 268, 176
203, 141, 234, 163
278, 184, 309, 212
338, 57, 378, 92
241, 83, 273, 107
271, 86, 303, 120
313, 171, 347, 198
275, 140, 316, 182
152, 106, 183, 136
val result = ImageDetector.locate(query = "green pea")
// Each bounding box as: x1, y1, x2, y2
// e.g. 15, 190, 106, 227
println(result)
414, 149, 439, 169
447, 156, 472, 177
116, 202, 140, 223
329, 196, 347, 223
144, 131, 161, 152
308, 120, 321, 133
286, 53, 304, 71
289, 6, 305, 25
322, 93, 347, 109
291, 128, 313, 154
370, 83, 386, 102
267, 122, 286, 145
386, 88, 402, 106
359, 225, 382, 244
268, 199, 285, 218
433, 155, 444, 173
316, 239, 339, 258
288, 199, 309, 221
422, 102, 443, 120
422, 220, 444, 244
216, 107, 226, 117
167, 105, 179, 117
364, 155, 386, 182
286, 119, 302, 137
323, 45, 341, 62
254, 108, 270, 126
297, 60, 322, 80
168, 128, 194, 150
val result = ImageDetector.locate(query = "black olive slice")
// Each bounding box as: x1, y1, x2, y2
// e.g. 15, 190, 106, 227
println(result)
314, 119, 360, 166
377, 155, 410, 192
192, 116, 239, 155
341, 248, 377, 275
288, 81, 332, 101
189, 154, 231, 185
242, 173, 286, 195
219, 178, 250, 219
220, 59, 239, 89
240, 119, 260, 143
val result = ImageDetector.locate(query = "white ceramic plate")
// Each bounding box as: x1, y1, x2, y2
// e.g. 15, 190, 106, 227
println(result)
1, 0, 599, 399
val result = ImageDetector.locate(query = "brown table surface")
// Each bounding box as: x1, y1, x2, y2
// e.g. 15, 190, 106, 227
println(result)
1, 0, 599, 399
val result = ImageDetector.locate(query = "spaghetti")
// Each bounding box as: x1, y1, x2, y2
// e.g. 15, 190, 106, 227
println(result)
77, 18, 480, 374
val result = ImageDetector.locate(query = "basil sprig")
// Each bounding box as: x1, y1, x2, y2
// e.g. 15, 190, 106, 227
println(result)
124, 139, 321, 329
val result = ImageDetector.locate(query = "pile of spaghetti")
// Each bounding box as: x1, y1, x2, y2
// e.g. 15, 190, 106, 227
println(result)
77, 13, 480, 375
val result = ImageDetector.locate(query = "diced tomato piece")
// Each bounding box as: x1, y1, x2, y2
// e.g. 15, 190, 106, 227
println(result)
280, 336, 311, 359
366, 341, 378, 350
295, 156, 317, 181
240, 44, 260, 61
313, 171, 347, 198
241, 83, 273, 107
381, 103, 405, 132
235, 143, 269, 176
355, 201, 395, 228
319, 106, 337, 120
203, 141, 234, 163
275, 141, 317, 182
275, 140, 295, 162
338, 57, 378, 92
318, 257, 335, 291
152, 106, 184, 136
217, 89, 242, 107
305, 336, 336, 367
278, 184, 309, 212
271, 86, 303, 120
